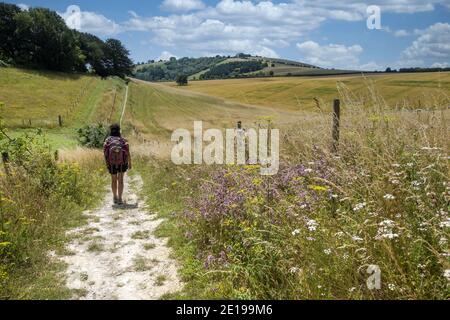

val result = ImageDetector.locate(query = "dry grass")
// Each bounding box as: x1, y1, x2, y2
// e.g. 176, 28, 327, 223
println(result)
167, 72, 450, 111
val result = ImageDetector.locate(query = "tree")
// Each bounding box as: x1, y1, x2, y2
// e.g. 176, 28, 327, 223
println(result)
0, 3, 21, 61
176, 74, 188, 86
103, 39, 134, 79
386, 67, 392, 73
269, 70, 274, 76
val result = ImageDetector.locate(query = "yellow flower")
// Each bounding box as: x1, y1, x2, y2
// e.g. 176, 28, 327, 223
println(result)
309, 185, 329, 192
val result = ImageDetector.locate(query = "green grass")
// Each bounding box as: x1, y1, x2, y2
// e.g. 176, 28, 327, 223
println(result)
0, 67, 126, 142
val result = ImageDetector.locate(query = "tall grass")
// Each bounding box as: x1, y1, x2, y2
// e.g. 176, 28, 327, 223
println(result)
0, 132, 106, 299
142, 87, 449, 299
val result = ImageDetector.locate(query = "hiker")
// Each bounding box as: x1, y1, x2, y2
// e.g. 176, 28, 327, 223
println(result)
104, 124, 131, 205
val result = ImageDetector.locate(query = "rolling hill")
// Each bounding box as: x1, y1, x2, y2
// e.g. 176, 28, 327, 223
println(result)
133, 54, 358, 82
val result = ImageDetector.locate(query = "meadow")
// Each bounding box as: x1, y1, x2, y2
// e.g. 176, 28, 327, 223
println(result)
171, 72, 450, 111
0, 67, 449, 299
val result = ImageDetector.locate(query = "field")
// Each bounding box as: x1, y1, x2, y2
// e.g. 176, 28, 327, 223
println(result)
1, 67, 449, 300
171, 72, 450, 111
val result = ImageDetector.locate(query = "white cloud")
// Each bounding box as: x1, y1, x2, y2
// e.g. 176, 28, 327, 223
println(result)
432, 62, 450, 68
296, 41, 363, 69
161, 0, 205, 12
17, 3, 29, 11
403, 23, 450, 60
157, 51, 177, 61
394, 29, 410, 37
59, 5, 122, 36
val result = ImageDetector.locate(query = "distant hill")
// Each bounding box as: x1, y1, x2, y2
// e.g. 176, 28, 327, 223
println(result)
132, 54, 358, 82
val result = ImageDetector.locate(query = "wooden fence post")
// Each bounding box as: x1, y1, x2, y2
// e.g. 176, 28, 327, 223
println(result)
58, 115, 63, 127
332, 99, 341, 153
2, 152, 10, 176
29, 119, 32, 127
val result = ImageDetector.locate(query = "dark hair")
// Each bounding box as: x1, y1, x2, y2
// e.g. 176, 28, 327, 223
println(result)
110, 124, 121, 137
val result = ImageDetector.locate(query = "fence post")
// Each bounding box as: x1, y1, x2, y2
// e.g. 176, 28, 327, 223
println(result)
58, 115, 63, 127
29, 119, 32, 127
332, 99, 341, 153
1, 152, 10, 176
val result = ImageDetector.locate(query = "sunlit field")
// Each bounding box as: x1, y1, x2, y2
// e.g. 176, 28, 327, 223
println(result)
168, 72, 450, 111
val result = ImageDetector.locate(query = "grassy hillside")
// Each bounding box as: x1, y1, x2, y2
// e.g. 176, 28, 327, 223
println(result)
133, 55, 331, 82
0, 67, 127, 148
168, 72, 450, 111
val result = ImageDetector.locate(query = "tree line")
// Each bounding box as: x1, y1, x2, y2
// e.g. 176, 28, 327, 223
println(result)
134, 56, 227, 82
0, 2, 133, 78
200, 60, 267, 80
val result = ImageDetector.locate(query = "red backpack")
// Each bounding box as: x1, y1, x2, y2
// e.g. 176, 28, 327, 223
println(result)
104, 137, 128, 167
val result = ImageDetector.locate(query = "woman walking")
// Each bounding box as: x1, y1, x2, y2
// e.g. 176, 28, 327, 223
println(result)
103, 124, 131, 205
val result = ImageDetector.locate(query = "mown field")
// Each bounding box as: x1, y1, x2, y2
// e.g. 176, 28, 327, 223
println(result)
170, 72, 450, 111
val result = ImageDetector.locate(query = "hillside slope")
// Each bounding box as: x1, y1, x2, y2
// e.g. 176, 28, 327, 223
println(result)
133, 54, 333, 82
0, 67, 127, 147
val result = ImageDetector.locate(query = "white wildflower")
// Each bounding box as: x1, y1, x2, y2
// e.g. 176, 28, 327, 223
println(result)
383, 194, 396, 200
375, 219, 399, 240
324, 249, 332, 255
444, 270, 450, 282
292, 229, 301, 236
304, 168, 313, 173
353, 202, 367, 212
440, 218, 450, 229
289, 267, 300, 274
306, 219, 318, 232
388, 283, 396, 291
352, 235, 364, 242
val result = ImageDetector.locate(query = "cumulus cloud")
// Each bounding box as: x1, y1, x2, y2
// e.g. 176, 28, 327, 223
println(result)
157, 51, 178, 61
432, 62, 450, 68
17, 3, 29, 11
59, 5, 122, 35
394, 29, 410, 37
161, 0, 205, 12
296, 41, 363, 69
403, 23, 450, 61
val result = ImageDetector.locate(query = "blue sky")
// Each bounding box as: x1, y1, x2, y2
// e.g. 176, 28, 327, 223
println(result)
9, 0, 450, 70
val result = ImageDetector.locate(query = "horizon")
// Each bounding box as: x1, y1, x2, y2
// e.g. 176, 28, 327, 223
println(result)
5, 0, 450, 71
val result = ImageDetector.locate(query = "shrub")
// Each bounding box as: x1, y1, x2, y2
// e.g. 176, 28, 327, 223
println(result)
76, 123, 108, 149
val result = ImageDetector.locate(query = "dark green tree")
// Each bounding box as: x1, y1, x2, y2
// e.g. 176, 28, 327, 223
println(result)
14, 8, 83, 71
103, 39, 134, 79
176, 74, 188, 86
0, 3, 21, 61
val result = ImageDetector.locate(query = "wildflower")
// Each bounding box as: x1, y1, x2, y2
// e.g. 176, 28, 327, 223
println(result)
306, 237, 315, 242
388, 283, 396, 291
289, 267, 299, 274
440, 218, 450, 229
349, 287, 356, 293
352, 236, 364, 242
375, 219, 399, 240
439, 237, 447, 246
353, 202, 367, 212
390, 179, 400, 185
324, 249, 332, 255
306, 219, 318, 232
383, 194, 395, 200
444, 270, 450, 282
292, 229, 301, 236
304, 168, 313, 174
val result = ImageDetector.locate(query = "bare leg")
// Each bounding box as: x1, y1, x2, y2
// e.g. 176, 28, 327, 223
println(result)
111, 174, 118, 200
118, 172, 125, 202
